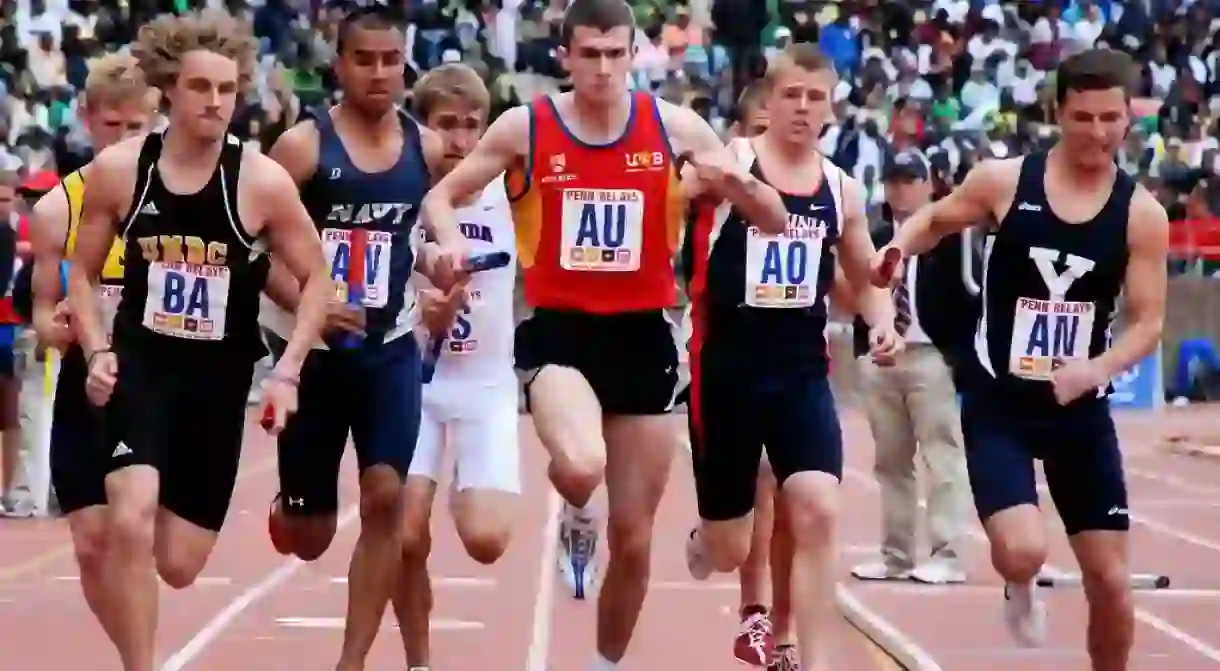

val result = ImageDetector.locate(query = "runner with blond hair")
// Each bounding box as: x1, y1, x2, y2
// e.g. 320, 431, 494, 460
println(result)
66, 11, 333, 670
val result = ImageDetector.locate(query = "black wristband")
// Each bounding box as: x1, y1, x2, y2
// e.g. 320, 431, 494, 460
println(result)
87, 348, 111, 369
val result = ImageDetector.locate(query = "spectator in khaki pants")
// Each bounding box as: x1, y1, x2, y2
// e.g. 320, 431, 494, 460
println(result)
851, 151, 974, 584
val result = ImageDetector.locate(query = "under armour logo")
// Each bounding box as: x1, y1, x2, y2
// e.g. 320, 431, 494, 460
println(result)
287, 497, 305, 507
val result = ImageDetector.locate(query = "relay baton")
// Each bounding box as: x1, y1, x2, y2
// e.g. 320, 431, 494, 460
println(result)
420, 251, 512, 384
1036, 572, 1170, 590
336, 229, 369, 350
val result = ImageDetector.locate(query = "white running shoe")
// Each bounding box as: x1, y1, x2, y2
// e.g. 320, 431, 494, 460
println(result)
686, 528, 713, 581
910, 557, 967, 585
850, 561, 913, 581
1003, 580, 1047, 647
557, 504, 598, 600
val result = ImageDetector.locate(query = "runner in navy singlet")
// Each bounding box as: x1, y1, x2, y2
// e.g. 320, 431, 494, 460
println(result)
683, 44, 902, 671
874, 49, 1168, 668
260, 7, 463, 669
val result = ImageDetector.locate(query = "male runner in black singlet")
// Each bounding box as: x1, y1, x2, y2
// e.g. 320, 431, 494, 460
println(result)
26, 52, 155, 655
875, 49, 1168, 670
65, 11, 334, 671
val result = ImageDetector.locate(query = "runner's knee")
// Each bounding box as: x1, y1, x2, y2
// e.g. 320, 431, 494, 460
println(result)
69, 518, 109, 573
701, 519, 753, 572
457, 525, 511, 565
286, 516, 339, 561
401, 522, 431, 564
108, 478, 158, 554
781, 472, 838, 547
986, 509, 1047, 581
156, 554, 208, 590
359, 466, 405, 527
606, 513, 655, 569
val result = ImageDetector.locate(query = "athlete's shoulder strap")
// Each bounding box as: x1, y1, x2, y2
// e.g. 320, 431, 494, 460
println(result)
63, 169, 86, 254
121, 133, 165, 234
821, 156, 847, 235
1013, 151, 1048, 205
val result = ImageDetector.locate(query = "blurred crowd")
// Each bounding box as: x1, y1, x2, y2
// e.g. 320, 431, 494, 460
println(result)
3, 0, 1220, 511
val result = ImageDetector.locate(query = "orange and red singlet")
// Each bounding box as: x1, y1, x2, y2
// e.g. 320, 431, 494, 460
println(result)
507, 91, 685, 314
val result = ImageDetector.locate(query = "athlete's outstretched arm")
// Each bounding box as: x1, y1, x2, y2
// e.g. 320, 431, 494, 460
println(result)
250, 154, 330, 376
421, 105, 526, 252
889, 159, 1008, 257
1095, 189, 1169, 378
838, 178, 894, 329
67, 148, 126, 359
29, 185, 73, 349
263, 121, 322, 312
662, 102, 788, 234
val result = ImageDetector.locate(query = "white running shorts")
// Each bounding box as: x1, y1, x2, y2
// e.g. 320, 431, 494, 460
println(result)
409, 379, 521, 494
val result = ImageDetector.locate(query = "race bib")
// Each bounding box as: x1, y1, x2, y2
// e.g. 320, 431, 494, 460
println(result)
143, 262, 230, 340
99, 285, 122, 337
1009, 297, 1096, 380
441, 287, 485, 356
322, 228, 392, 308
560, 189, 644, 272
744, 225, 823, 308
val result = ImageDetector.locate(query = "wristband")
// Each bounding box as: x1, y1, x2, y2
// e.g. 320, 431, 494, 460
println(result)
86, 348, 111, 369
267, 369, 300, 387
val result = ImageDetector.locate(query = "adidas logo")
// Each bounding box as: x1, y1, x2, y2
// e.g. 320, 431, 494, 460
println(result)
112, 442, 132, 458
140, 202, 160, 216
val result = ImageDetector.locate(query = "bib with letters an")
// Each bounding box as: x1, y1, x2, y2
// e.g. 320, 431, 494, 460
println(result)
560, 188, 643, 272
143, 262, 230, 340
744, 223, 824, 308
1009, 297, 1096, 380
322, 228, 392, 308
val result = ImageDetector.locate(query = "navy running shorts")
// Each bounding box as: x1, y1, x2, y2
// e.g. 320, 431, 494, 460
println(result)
961, 389, 1129, 535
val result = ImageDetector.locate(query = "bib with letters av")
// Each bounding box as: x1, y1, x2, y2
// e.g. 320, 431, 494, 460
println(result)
973, 151, 1132, 408
685, 139, 844, 375
114, 132, 269, 361
300, 108, 428, 344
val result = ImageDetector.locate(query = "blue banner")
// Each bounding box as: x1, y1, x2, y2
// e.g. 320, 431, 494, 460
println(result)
1109, 349, 1163, 410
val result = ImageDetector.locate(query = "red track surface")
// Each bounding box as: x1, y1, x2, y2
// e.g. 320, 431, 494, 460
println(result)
4, 405, 1217, 669
0, 411, 884, 670
841, 405, 1220, 671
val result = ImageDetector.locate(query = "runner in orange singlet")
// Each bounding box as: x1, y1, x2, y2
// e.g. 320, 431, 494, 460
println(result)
421, 1, 788, 666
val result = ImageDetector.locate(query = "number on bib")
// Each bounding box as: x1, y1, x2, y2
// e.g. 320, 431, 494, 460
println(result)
143, 262, 231, 340
322, 228, 393, 308
1009, 297, 1096, 380
744, 226, 821, 308
444, 305, 478, 355
560, 189, 644, 272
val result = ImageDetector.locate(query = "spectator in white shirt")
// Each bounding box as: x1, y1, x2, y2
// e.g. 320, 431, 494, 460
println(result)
16, 0, 62, 48
1008, 60, 1043, 108
960, 65, 1000, 113
1149, 45, 1177, 98
1073, 4, 1106, 47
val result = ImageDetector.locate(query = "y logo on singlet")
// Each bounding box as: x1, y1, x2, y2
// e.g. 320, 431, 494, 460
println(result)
1021, 247, 1096, 361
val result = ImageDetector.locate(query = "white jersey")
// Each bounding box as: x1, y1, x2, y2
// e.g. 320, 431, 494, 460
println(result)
422, 177, 516, 384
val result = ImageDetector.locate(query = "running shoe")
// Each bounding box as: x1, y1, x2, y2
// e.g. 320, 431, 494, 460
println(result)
267, 494, 292, 555
733, 607, 776, 666
766, 644, 799, 670
557, 504, 598, 600
1003, 580, 1047, 647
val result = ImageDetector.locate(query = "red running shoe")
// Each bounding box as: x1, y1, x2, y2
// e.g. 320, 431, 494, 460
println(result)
733, 607, 775, 666
268, 494, 292, 555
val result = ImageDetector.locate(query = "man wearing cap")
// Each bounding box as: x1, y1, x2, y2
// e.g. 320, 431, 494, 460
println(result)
851, 149, 974, 584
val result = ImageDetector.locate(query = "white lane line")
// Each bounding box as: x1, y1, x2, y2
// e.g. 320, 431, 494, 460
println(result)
525, 488, 561, 671
161, 505, 360, 671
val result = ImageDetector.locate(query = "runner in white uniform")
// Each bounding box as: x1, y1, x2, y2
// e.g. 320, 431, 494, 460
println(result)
391, 64, 519, 671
